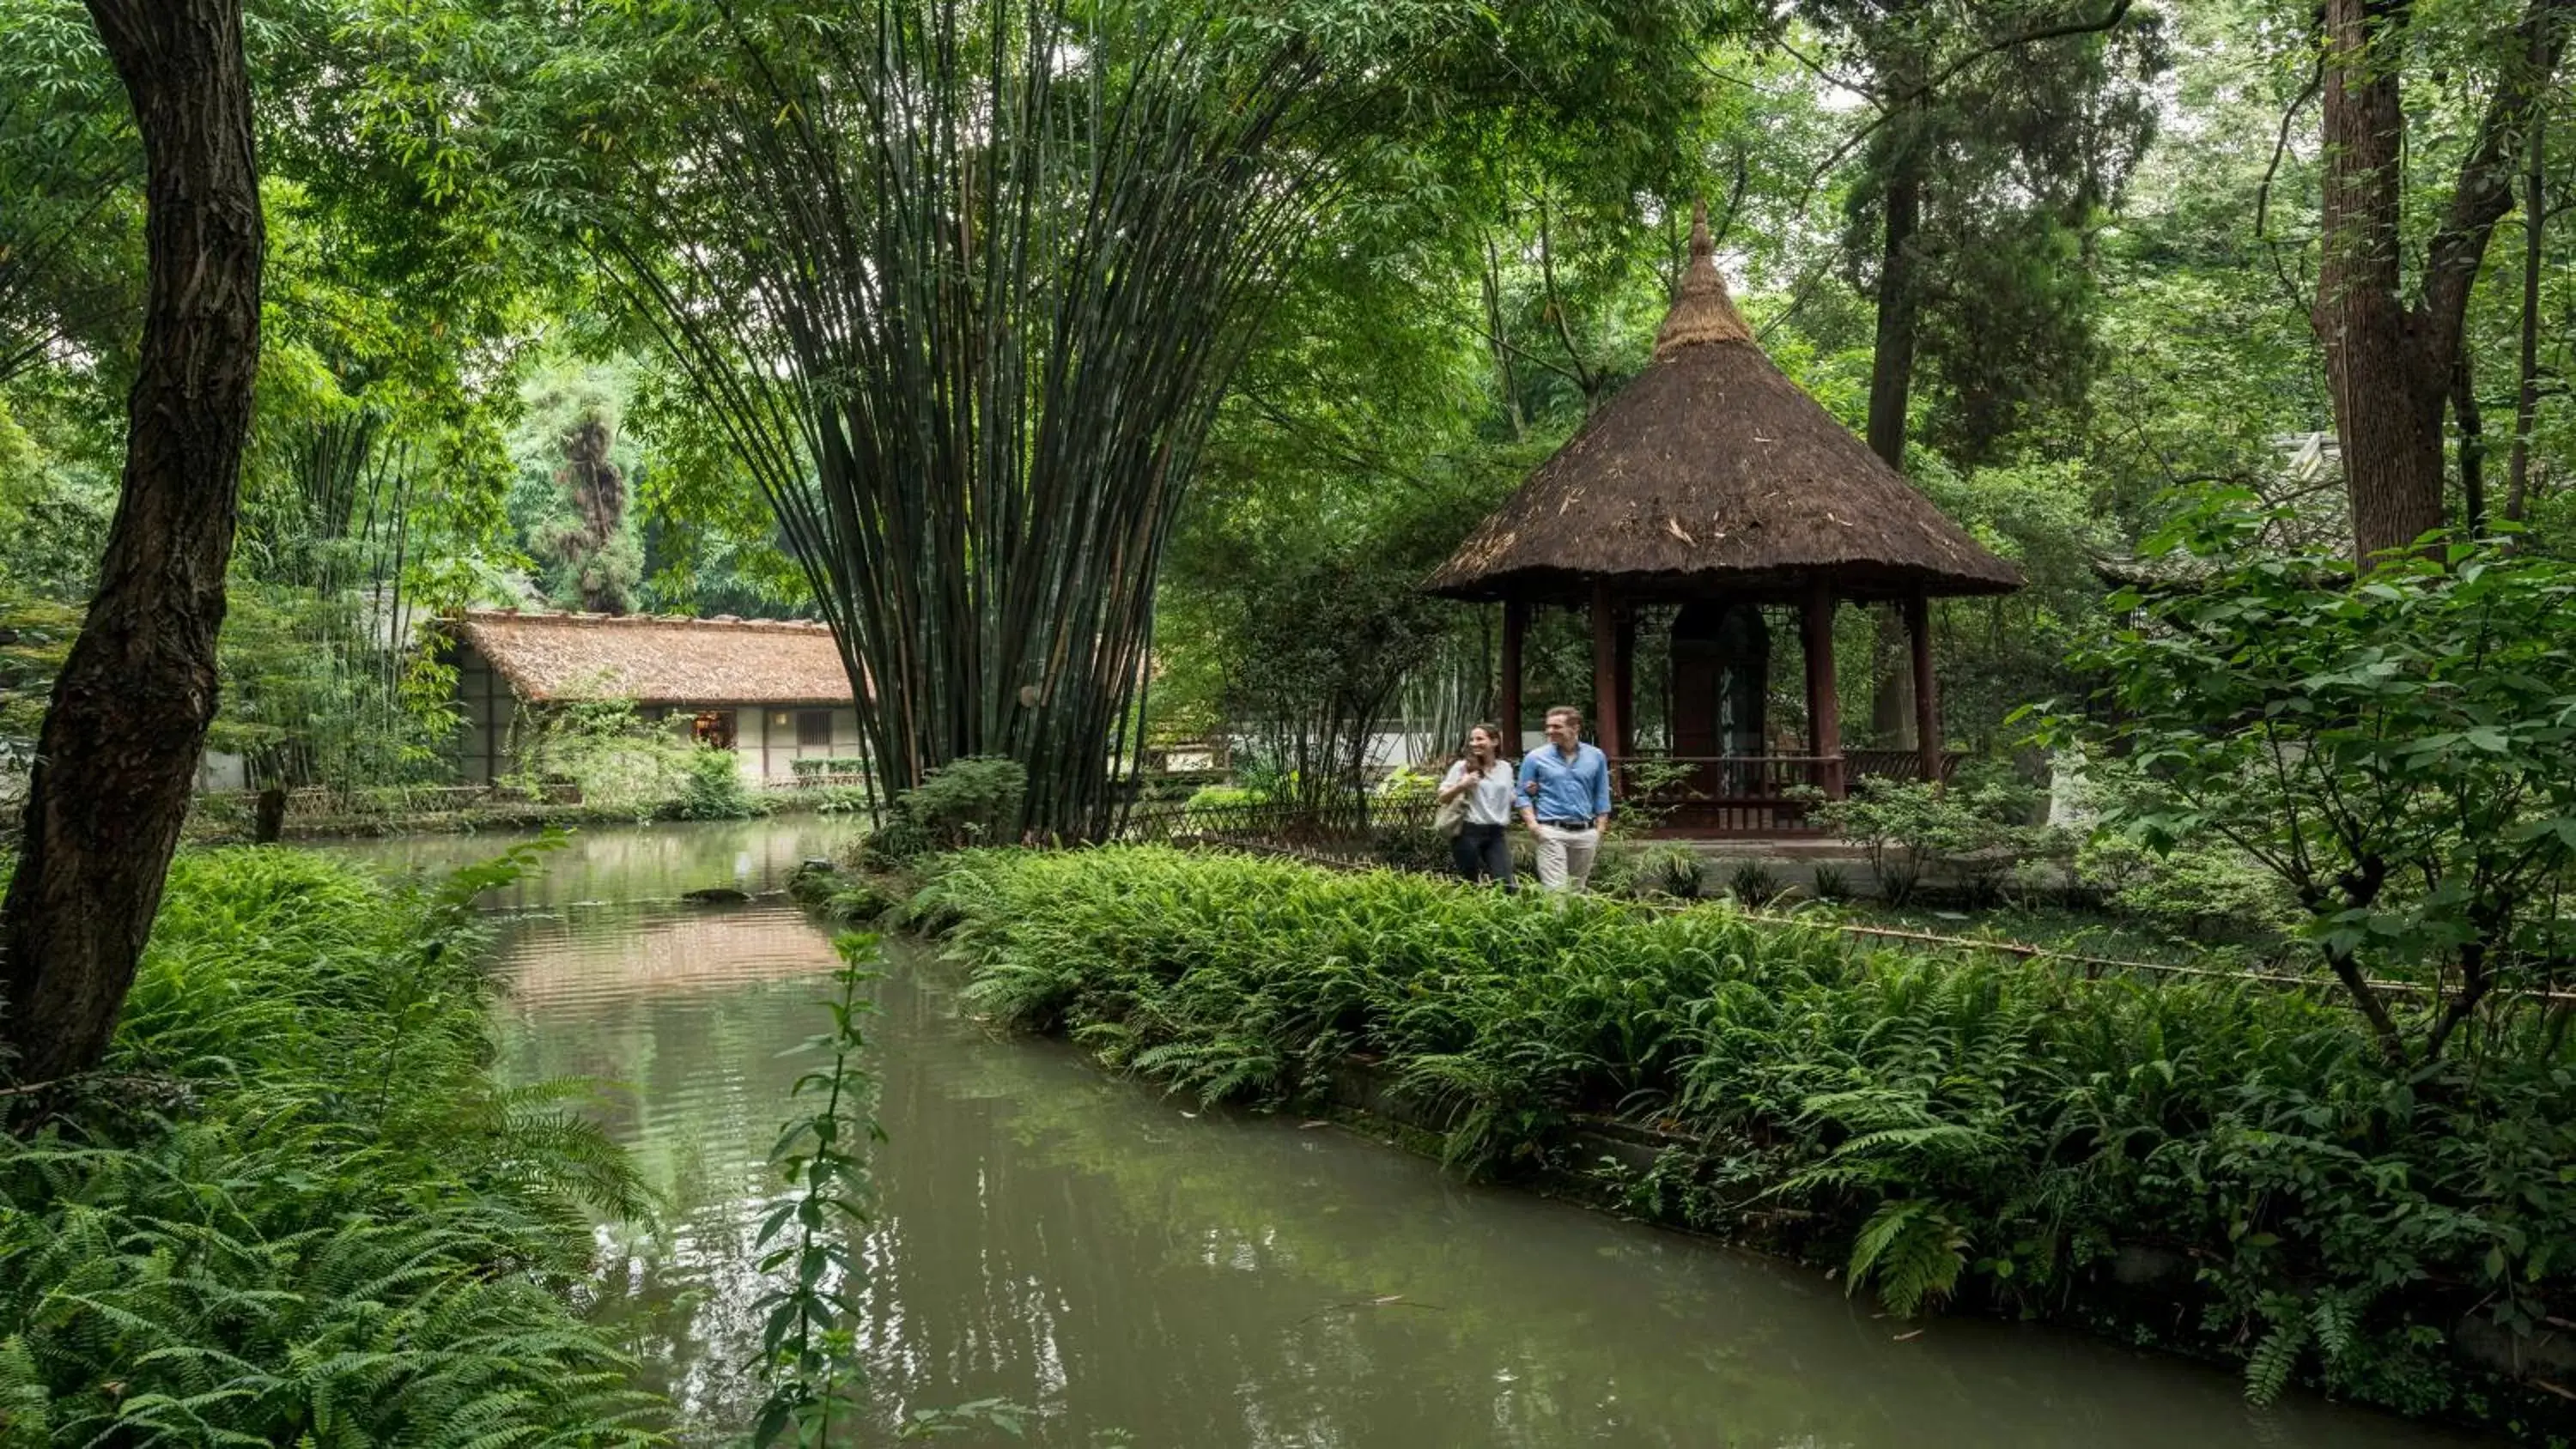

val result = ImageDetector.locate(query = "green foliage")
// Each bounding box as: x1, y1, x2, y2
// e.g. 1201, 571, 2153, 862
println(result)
2042, 503, 2576, 1067
1807, 863, 1855, 903
501, 694, 695, 815
1806, 766, 2050, 905
0, 846, 660, 1446
668, 743, 760, 821
1637, 846, 1708, 900
790, 756, 870, 779
2071, 821, 2300, 945
1723, 858, 1778, 905
749, 933, 884, 1447
917, 846, 2576, 1423
1844, 1198, 1967, 1319
891, 756, 1028, 855
853, 756, 1026, 869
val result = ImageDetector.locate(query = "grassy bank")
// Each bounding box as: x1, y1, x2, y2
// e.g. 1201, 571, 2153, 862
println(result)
0, 848, 661, 1446
181, 783, 872, 846
914, 846, 2576, 1438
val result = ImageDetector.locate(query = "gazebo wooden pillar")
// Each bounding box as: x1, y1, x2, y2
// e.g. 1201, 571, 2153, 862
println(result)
1589, 582, 1622, 762
1905, 589, 1940, 784
1500, 599, 1526, 748
1800, 581, 1844, 800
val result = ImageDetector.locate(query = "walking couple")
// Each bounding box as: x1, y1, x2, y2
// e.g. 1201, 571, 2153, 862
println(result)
1434, 705, 1612, 894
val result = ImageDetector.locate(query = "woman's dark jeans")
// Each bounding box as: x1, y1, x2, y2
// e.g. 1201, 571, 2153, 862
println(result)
1451, 822, 1515, 892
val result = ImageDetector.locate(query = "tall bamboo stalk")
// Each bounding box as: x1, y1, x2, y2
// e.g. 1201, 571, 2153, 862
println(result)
588, 0, 1358, 837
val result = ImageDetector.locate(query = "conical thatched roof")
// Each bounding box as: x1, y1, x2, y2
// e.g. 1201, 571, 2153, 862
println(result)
1425, 206, 2021, 604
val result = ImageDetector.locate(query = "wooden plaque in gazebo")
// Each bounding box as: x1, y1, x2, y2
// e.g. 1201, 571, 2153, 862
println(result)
1425, 204, 2020, 835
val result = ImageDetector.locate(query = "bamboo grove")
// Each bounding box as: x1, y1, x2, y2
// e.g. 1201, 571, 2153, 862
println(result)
539, 0, 1392, 837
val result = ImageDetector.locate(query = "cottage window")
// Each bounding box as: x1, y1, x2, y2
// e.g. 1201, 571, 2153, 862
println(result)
797, 710, 833, 747
692, 711, 737, 749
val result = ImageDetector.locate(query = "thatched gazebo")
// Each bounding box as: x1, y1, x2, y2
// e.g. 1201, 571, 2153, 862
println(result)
1425, 205, 2020, 834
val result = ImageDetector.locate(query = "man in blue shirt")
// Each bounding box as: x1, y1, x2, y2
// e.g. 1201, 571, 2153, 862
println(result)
1516, 705, 1612, 892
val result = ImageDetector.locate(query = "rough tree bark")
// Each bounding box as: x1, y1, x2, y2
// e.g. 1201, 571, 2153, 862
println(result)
0, 0, 262, 1086
2505, 13, 2550, 524
1867, 142, 1923, 746
2315, 0, 2569, 565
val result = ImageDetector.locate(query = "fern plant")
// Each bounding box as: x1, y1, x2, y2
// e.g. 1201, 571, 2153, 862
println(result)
0, 844, 665, 1448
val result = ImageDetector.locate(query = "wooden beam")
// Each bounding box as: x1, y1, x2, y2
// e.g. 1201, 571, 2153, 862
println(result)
1906, 589, 1940, 787
1801, 581, 1844, 798
1590, 581, 1623, 770
1500, 598, 1527, 752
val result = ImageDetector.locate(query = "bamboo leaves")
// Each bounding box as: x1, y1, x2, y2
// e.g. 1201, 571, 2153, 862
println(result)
560, 0, 1359, 837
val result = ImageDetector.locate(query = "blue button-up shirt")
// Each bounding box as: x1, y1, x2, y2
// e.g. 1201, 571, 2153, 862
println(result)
1517, 742, 1612, 824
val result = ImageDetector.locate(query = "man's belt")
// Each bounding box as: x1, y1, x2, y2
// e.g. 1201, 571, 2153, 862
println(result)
1538, 818, 1592, 828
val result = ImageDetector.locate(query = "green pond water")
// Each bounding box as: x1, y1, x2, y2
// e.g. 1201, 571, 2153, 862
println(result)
328, 821, 2485, 1447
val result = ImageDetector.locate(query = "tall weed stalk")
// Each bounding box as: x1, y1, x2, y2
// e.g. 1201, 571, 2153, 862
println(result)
749, 933, 885, 1446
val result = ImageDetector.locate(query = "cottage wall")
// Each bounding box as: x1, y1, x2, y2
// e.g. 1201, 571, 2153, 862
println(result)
728, 705, 866, 782
454, 644, 510, 785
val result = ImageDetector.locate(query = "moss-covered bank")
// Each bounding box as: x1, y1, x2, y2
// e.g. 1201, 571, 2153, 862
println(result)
0, 848, 662, 1446
908, 845, 2576, 1442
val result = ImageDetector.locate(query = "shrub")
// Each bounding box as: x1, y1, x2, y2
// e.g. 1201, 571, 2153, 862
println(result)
0, 845, 657, 1446
1371, 765, 1440, 805
501, 694, 695, 815
1808, 863, 1854, 902
2073, 828, 2299, 944
789, 755, 871, 778
1725, 858, 1781, 905
2042, 506, 2576, 1068
669, 743, 762, 819
1586, 838, 1645, 896
900, 755, 1026, 849
917, 846, 2576, 1428
1636, 846, 1707, 900
857, 755, 1029, 869
826, 879, 900, 924
1806, 764, 2048, 905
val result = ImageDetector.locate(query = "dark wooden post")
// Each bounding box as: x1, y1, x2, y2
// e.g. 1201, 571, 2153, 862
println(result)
1801, 581, 1844, 798
1590, 581, 1623, 774
1612, 601, 1637, 758
1500, 598, 1526, 753
1906, 589, 1940, 787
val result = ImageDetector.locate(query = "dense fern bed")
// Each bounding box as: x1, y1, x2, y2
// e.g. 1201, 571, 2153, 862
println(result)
912, 846, 2576, 1440
0, 848, 660, 1446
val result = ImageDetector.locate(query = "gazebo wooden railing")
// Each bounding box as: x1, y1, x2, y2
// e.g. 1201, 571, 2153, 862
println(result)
1613, 750, 1966, 836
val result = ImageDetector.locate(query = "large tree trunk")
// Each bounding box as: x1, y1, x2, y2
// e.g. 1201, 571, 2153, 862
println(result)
1867, 147, 1923, 745
2316, 0, 2448, 565
2505, 15, 2549, 525
1863, 146, 1923, 470
2317, 0, 2571, 564
0, 0, 262, 1086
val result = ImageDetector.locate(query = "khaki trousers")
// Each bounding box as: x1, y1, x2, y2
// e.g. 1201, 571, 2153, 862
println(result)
1530, 822, 1601, 893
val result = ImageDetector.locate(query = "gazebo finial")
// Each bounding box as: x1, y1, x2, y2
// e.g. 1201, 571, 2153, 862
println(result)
1655, 197, 1750, 357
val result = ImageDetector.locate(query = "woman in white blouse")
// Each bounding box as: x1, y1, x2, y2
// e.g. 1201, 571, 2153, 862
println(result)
1437, 723, 1517, 892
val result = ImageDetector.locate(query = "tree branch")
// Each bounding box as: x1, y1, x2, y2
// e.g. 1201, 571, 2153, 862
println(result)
1797, 0, 2141, 209
2415, 0, 2575, 373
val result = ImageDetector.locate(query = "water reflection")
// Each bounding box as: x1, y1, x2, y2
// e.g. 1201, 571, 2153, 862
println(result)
354, 823, 2482, 1448
327, 815, 860, 910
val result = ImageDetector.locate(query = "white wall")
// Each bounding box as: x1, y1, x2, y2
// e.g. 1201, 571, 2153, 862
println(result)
725, 704, 866, 781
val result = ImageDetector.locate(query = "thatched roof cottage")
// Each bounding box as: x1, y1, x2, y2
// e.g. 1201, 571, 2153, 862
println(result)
446, 609, 864, 785
1427, 203, 2020, 834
